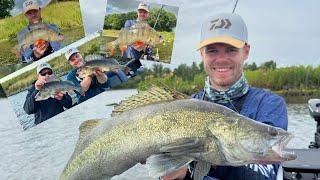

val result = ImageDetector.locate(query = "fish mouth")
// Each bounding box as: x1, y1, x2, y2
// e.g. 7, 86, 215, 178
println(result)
255, 133, 296, 164
271, 133, 296, 161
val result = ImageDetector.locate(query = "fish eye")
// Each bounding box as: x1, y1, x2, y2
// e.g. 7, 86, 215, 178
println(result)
268, 127, 278, 137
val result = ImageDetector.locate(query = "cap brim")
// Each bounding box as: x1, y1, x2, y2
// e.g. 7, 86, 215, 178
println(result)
137, 8, 149, 12
24, 6, 40, 14
197, 36, 245, 50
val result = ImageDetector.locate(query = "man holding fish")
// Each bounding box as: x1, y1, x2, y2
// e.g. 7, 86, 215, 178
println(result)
123, 2, 153, 76
17, 0, 64, 63
162, 13, 289, 180
65, 47, 127, 104
23, 63, 72, 125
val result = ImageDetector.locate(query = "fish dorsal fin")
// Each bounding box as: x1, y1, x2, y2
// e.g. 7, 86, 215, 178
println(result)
111, 86, 189, 117
78, 119, 103, 142
84, 54, 105, 62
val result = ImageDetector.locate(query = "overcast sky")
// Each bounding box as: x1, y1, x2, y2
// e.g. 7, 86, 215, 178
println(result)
15, 0, 319, 68
110, 0, 320, 67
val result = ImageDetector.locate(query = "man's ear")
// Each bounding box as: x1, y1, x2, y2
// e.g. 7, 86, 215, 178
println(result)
243, 44, 250, 61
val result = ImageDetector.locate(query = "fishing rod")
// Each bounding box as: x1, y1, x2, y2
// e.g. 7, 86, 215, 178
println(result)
232, 0, 239, 13
153, 4, 165, 29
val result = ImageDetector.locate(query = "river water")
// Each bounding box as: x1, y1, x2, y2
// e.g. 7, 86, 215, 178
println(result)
0, 89, 317, 179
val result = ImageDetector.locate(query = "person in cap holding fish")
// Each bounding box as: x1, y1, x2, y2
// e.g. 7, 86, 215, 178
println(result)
162, 13, 288, 180
23, 63, 72, 125
65, 47, 128, 104
17, 0, 64, 63
123, 2, 154, 77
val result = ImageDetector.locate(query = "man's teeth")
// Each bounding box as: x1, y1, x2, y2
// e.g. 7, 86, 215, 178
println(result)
213, 67, 231, 72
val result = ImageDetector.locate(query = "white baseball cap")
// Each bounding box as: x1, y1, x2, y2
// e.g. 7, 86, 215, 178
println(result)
37, 63, 52, 74
197, 13, 248, 50
137, 3, 149, 12
65, 47, 80, 61
23, 0, 40, 14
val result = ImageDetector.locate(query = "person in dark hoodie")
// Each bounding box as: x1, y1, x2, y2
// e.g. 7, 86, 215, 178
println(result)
23, 63, 72, 125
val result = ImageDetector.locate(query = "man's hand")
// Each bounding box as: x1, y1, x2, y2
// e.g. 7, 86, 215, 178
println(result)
53, 91, 65, 100
80, 76, 93, 92
94, 69, 108, 84
161, 166, 188, 180
33, 41, 49, 58
35, 76, 47, 90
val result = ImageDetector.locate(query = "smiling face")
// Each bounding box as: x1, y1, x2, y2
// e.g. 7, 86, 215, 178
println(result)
69, 53, 84, 68
137, 9, 149, 22
201, 43, 250, 90
25, 9, 41, 24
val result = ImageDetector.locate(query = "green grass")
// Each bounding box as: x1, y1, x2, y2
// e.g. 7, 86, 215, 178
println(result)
102, 29, 174, 63
0, 1, 84, 66
1, 36, 101, 97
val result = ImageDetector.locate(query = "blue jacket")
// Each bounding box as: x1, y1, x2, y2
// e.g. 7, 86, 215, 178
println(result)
191, 87, 288, 180
17, 23, 63, 63
67, 69, 128, 104
23, 83, 72, 125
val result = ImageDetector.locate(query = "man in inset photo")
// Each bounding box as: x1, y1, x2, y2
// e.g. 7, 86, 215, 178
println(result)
65, 47, 128, 104
123, 3, 152, 76
23, 63, 72, 125
17, 0, 64, 63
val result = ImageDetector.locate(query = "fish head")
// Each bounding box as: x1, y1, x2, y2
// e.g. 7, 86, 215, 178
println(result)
34, 91, 50, 101
207, 112, 296, 165
76, 67, 91, 79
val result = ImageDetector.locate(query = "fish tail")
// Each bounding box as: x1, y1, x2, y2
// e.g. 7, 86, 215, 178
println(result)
119, 44, 127, 56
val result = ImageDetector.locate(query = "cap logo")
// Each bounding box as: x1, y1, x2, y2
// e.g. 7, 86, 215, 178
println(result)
210, 18, 232, 31
25, 1, 34, 7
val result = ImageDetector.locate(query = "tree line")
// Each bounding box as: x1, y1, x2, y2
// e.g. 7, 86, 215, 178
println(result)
104, 8, 177, 32
119, 61, 320, 94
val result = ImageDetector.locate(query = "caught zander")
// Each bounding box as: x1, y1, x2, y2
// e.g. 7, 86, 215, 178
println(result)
76, 55, 120, 78
60, 86, 296, 180
35, 80, 82, 101
106, 22, 164, 56
12, 24, 64, 55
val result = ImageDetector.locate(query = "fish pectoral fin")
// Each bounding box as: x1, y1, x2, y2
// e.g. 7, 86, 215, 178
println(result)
160, 137, 208, 155
111, 86, 189, 117
193, 161, 212, 180
34, 92, 41, 101
79, 119, 104, 142
146, 154, 193, 178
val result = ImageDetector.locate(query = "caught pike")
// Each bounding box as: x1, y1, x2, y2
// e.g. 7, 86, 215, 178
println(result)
76, 55, 120, 78
106, 22, 164, 56
60, 86, 296, 180
35, 80, 82, 101
12, 24, 64, 55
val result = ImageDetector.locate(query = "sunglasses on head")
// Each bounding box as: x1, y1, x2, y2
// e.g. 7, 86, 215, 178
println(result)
40, 70, 53, 76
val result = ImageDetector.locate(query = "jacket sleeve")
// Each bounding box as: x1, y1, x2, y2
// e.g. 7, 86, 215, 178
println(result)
124, 20, 132, 28
58, 93, 73, 109
256, 94, 288, 130
23, 86, 39, 114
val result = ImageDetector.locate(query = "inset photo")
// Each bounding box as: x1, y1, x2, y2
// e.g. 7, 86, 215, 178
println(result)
2, 35, 129, 130
103, 0, 179, 76
0, 0, 85, 79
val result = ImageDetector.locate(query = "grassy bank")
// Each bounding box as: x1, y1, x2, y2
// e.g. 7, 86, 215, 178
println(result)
0, 1, 84, 66
102, 29, 174, 63
1, 36, 101, 97
115, 65, 320, 104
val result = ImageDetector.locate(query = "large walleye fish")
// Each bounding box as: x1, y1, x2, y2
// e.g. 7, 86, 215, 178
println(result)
35, 80, 82, 101
76, 55, 120, 78
106, 22, 164, 56
12, 23, 64, 55
60, 86, 296, 180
